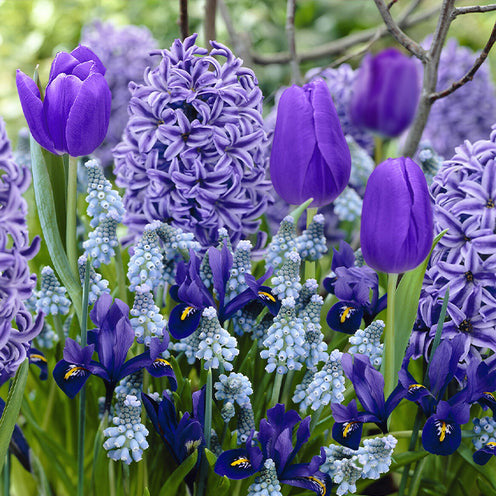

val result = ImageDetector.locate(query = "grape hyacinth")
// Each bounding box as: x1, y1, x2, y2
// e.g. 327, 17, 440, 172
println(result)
296, 278, 319, 312
296, 214, 327, 261
301, 295, 328, 369
247, 459, 283, 496
81, 21, 157, 168
348, 320, 384, 368
271, 251, 302, 300
78, 254, 110, 305
114, 34, 271, 247
417, 140, 444, 184
130, 284, 166, 345
236, 404, 257, 444
82, 211, 120, 268
334, 187, 363, 223
226, 240, 252, 298
36, 266, 71, 316
266, 216, 297, 269
473, 417, 496, 450
214, 372, 253, 408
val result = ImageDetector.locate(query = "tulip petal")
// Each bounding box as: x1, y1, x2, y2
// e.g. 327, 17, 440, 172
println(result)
71, 45, 107, 76
44, 74, 83, 153
15, 70, 57, 154
65, 73, 111, 156
48, 52, 80, 84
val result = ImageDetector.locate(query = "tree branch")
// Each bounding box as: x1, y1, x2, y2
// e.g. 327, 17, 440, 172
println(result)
250, 5, 438, 65
452, 4, 496, 19
430, 21, 496, 102
179, 0, 189, 40
286, 0, 301, 84
373, 0, 427, 60
205, 0, 217, 47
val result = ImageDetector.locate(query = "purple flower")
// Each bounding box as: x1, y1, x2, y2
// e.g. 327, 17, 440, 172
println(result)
361, 157, 433, 273
350, 48, 420, 137
270, 79, 351, 208
114, 34, 271, 247
81, 21, 157, 167
16, 45, 111, 157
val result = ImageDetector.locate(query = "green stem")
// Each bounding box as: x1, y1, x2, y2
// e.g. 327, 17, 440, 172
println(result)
3, 452, 10, 496
205, 369, 213, 449
42, 378, 57, 430
114, 244, 128, 305
310, 405, 324, 432
304, 207, 318, 280
270, 373, 284, 406
109, 460, 116, 496
374, 136, 383, 165
409, 457, 427, 496
398, 408, 423, 496
66, 156, 79, 280
52, 315, 65, 344
281, 370, 295, 405
384, 273, 398, 398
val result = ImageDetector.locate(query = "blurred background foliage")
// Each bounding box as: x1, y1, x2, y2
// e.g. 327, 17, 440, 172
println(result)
1, 0, 496, 142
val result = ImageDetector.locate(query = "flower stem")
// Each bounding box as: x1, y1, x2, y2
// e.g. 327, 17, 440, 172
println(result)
114, 244, 128, 306
304, 207, 318, 280
197, 368, 213, 496
398, 408, 423, 496
270, 373, 283, 406
374, 136, 383, 165
384, 272, 398, 398
66, 156, 79, 280
281, 370, 295, 405
3, 451, 10, 496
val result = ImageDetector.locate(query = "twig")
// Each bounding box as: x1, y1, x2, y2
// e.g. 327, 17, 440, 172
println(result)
373, 0, 427, 60
452, 3, 496, 19
430, 21, 496, 102
330, 28, 382, 68
205, 0, 217, 47
218, 0, 252, 63
387, 0, 399, 10
179, 0, 189, 40
286, 0, 301, 84
251, 5, 438, 65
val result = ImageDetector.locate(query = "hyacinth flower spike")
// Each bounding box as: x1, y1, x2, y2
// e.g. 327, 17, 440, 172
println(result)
54, 294, 176, 408
215, 404, 331, 495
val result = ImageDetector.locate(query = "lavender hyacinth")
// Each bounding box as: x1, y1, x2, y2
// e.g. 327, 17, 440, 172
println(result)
114, 34, 271, 247
0, 116, 42, 385
81, 21, 158, 168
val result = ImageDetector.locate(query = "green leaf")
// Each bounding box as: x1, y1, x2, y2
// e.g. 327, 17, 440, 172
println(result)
205, 448, 217, 467
289, 198, 314, 222
389, 450, 429, 472
144, 489, 151, 496
0, 361, 29, 473
30, 136, 82, 323
158, 449, 198, 496
477, 477, 496, 496
457, 443, 496, 488
391, 230, 446, 385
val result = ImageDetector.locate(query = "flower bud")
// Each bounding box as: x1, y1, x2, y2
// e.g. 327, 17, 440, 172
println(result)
16, 45, 111, 157
350, 48, 420, 137
270, 79, 351, 208
360, 157, 433, 273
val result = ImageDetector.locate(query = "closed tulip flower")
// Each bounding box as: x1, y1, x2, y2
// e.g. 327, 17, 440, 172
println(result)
270, 79, 351, 208
350, 48, 420, 137
16, 45, 111, 157
360, 157, 433, 274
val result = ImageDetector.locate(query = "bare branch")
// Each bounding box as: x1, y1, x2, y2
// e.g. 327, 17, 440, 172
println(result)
373, 0, 427, 60
250, 5, 438, 65
430, 21, 496, 102
387, 0, 399, 10
286, 0, 301, 84
452, 4, 496, 19
205, 0, 217, 48
218, 0, 253, 63
179, 0, 189, 40
329, 29, 382, 69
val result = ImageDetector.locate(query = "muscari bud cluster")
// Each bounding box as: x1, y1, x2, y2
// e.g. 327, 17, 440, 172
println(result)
35, 322, 59, 349
266, 215, 297, 269
36, 266, 71, 315
78, 254, 110, 304
252, 313, 274, 344
232, 303, 260, 336
227, 240, 252, 298
300, 294, 328, 369
296, 214, 327, 261
261, 296, 306, 374
83, 211, 120, 268
214, 372, 253, 408
127, 221, 163, 291
236, 405, 256, 445
292, 368, 317, 405
347, 136, 374, 187
196, 307, 239, 370
348, 320, 384, 368
271, 250, 302, 300
295, 349, 345, 412
417, 141, 443, 184
473, 417, 496, 450
334, 187, 363, 223
296, 278, 319, 312
247, 459, 282, 496
130, 284, 166, 345
221, 401, 236, 423
354, 249, 365, 268
171, 329, 201, 364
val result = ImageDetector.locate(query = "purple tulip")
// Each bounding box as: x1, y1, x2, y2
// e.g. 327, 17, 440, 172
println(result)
16, 45, 111, 157
360, 157, 433, 273
350, 48, 420, 137
270, 79, 351, 208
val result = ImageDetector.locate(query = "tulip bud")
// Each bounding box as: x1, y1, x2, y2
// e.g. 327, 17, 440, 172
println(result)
360, 157, 433, 273
270, 79, 351, 208
350, 48, 420, 137
16, 45, 111, 157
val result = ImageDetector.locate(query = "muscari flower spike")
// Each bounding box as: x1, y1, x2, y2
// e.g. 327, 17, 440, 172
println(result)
261, 296, 306, 375
296, 214, 327, 261
473, 417, 496, 450
226, 240, 252, 299
130, 284, 166, 345
236, 404, 257, 445
348, 320, 384, 369
266, 215, 298, 270
214, 372, 253, 408
296, 278, 319, 312
82, 210, 120, 268
78, 254, 110, 305
334, 187, 363, 223
247, 459, 283, 496
221, 401, 236, 423
271, 251, 302, 301
300, 295, 328, 370
417, 140, 443, 184
36, 266, 71, 315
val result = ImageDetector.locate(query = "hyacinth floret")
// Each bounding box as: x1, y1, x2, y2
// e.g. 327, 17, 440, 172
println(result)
296, 214, 327, 261
348, 320, 384, 368
128, 221, 163, 291
334, 187, 363, 223
261, 296, 306, 374
266, 215, 297, 269
473, 417, 496, 450
247, 459, 283, 496
298, 349, 346, 411
78, 254, 110, 305
271, 250, 302, 300
83, 211, 120, 268
36, 266, 71, 315
114, 33, 271, 247
214, 372, 253, 408
130, 284, 166, 345
195, 307, 239, 370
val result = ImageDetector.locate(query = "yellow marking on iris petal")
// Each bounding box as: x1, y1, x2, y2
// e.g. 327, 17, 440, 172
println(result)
258, 291, 276, 302
63, 366, 87, 381
154, 358, 172, 367
343, 421, 359, 438
487, 442, 496, 447
340, 307, 352, 323
439, 422, 447, 442
484, 392, 495, 398
408, 384, 425, 391
30, 354, 47, 362
181, 306, 195, 321
306, 476, 326, 495
231, 457, 249, 467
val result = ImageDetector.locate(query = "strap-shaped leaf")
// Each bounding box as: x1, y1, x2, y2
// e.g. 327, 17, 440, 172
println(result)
158, 449, 198, 496
0, 360, 29, 473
